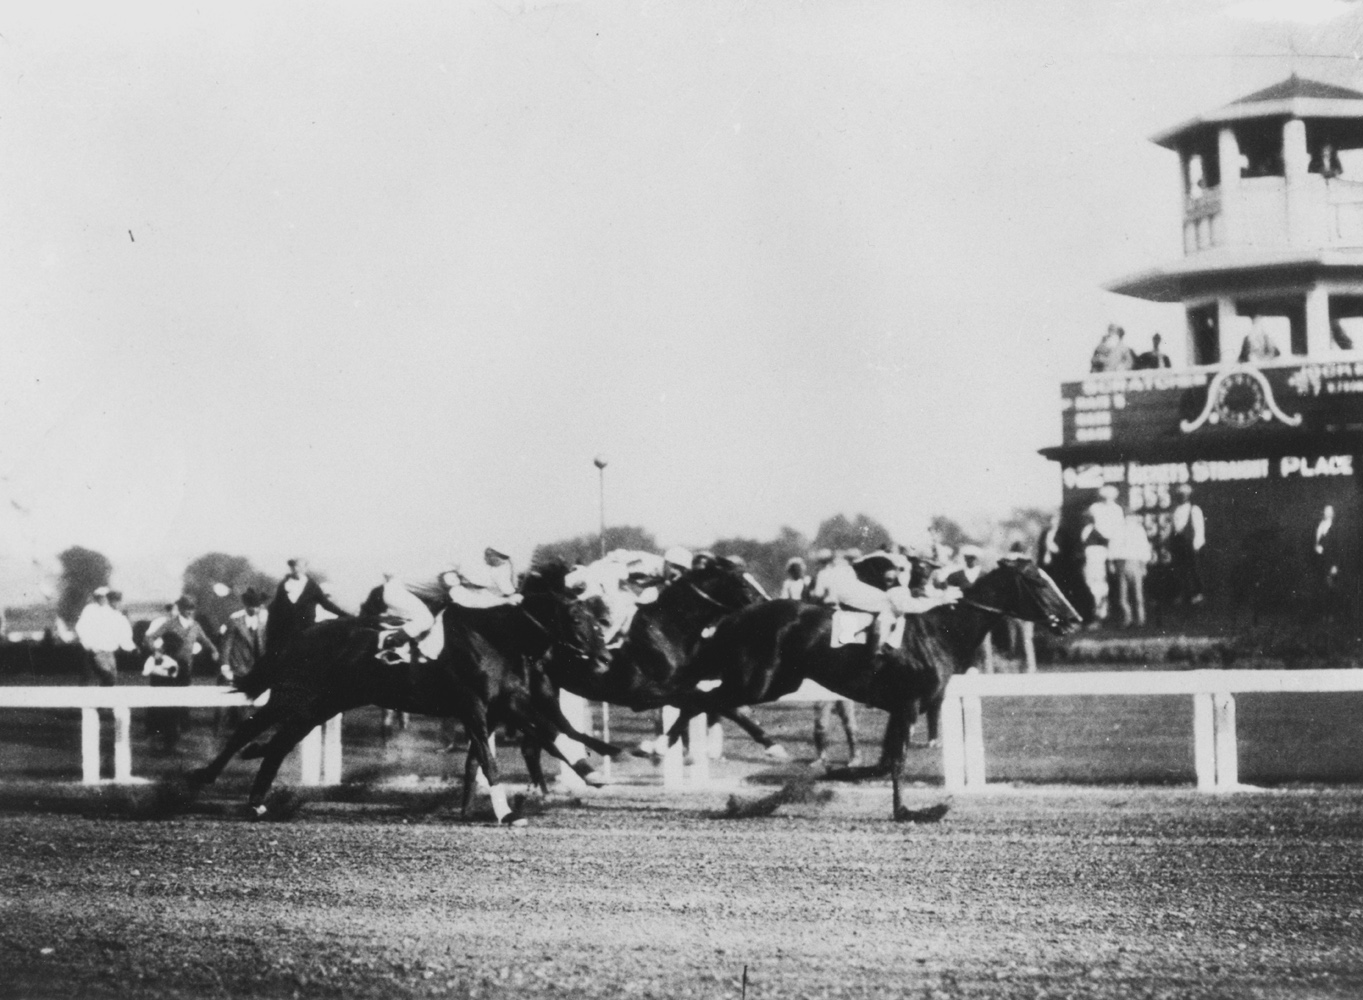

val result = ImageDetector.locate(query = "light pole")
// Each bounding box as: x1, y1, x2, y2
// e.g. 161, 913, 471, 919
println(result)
593, 455, 608, 558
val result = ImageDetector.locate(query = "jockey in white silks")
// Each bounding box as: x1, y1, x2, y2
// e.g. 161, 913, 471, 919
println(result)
446, 547, 522, 609
565, 547, 691, 649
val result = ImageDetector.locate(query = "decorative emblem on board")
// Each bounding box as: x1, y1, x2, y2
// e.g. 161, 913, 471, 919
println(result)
1179, 365, 1302, 433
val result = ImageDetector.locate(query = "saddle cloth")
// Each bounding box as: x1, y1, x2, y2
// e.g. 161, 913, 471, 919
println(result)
830, 610, 906, 650
377, 609, 447, 664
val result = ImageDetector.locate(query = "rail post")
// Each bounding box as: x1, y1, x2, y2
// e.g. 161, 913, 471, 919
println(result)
554, 691, 589, 791
962, 691, 986, 787
940, 686, 968, 792
660, 706, 684, 789
299, 725, 322, 786
81, 708, 100, 784
1213, 691, 1238, 789
321, 714, 343, 785
113, 707, 133, 782
1192, 691, 1215, 790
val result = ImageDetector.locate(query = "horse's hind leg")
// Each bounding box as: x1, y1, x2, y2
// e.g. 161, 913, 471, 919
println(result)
521, 742, 549, 796
882, 707, 916, 820
720, 706, 787, 759
188, 702, 284, 788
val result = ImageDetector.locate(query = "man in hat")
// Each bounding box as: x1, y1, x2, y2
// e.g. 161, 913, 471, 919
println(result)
944, 545, 984, 591
219, 587, 269, 688
74, 586, 134, 686
1081, 485, 1126, 625
780, 557, 810, 600
1090, 324, 1136, 373
1170, 484, 1206, 605
144, 596, 219, 751
1134, 333, 1172, 370
266, 558, 350, 655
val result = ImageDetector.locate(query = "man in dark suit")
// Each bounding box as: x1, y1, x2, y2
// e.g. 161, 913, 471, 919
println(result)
266, 558, 350, 655
1134, 333, 1172, 370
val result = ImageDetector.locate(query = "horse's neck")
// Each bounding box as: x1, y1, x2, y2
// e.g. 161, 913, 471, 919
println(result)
933, 602, 999, 668
640, 589, 722, 648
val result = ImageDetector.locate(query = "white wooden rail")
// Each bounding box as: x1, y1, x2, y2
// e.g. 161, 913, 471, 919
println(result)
941, 668, 1363, 793
0, 686, 342, 787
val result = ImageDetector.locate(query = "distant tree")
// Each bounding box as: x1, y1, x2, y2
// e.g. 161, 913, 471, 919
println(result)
928, 515, 972, 553
813, 513, 893, 554
182, 553, 277, 634
532, 526, 660, 568
992, 506, 1053, 554
710, 526, 810, 594
55, 546, 112, 627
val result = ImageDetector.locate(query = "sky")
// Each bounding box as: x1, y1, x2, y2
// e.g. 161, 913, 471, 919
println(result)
3, 0, 1362, 605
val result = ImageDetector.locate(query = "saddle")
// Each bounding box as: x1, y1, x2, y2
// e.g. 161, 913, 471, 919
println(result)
377, 609, 447, 665
829, 608, 906, 651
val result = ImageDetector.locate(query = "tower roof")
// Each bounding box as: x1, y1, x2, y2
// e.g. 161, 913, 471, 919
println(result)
1233, 74, 1363, 105
1153, 75, 1363, 150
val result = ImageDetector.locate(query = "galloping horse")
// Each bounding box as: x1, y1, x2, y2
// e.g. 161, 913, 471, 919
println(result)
663, 561, 1082, 819
189, 564, 616, 824
543, 557, 783, 752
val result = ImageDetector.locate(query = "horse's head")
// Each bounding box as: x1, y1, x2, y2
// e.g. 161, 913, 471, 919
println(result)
676, 556, 767, 615
520, 562, 610, 668
964, 560, 1082, 635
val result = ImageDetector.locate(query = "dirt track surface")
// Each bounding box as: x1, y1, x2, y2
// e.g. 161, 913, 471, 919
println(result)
3, 783, 1363, 1000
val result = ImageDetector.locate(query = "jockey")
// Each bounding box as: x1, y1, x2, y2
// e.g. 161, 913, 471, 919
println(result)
446, 547, 523, 609
370, 572, 446, 663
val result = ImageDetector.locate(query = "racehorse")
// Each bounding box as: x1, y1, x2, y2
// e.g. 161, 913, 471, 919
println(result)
188, 564, 617, 824
662, 560, 1082, 819
543, 557, 782, 753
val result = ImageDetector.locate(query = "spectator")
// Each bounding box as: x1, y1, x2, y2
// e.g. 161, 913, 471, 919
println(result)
74, 586, 134, 686
1081, 485, 1125, 626
1314, 504, 1341, 596
142, 633, 185, 755
780, 557, 810, 600
1239, 316, 1281, 364
144, 598, 219, 753
266, 558, 350, 655
1170, 484, 1206, 605
944, 545, 983, 590
1090, 324, 1136, 373
219, 587, 269, 687
1111, 513, 1152, 628
1134, 333, 1172, 370
1035, 512, 1061, 575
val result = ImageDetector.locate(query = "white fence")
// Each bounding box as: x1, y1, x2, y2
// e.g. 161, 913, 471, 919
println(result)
940, 668, 1363, 793
10, 669, 1363, 794
0, 686, 341, 786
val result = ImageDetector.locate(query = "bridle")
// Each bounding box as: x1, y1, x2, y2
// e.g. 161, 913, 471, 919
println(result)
519, 599, 596, 661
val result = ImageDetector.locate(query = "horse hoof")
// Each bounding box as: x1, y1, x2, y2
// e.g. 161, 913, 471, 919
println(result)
764, 744, 791, 762
249, 804, 269, 822
498, 813, 529, 828
582, 770, 608, 788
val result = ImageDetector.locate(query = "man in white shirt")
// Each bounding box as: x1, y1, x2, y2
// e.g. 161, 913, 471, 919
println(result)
1170, 484, 1206, 605
74, 586, 134, 686
1110, 514, 1153, 628
1081, 485, 1125, 626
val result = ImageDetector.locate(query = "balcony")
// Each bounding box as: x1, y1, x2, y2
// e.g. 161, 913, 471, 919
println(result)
1184, 176, 1363, 254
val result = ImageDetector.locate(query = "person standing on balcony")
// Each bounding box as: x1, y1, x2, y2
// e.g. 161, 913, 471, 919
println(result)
1134, 333, 1172, 370
1090, 324, 1136, 373
1170, 484, 1207, 606
1239, 316, 1281, 364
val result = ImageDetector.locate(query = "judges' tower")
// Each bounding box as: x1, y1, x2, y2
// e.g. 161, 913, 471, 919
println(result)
1043, 76, 1363, 624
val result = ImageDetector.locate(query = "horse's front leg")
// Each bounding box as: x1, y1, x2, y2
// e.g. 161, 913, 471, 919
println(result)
187, 701, 283, 788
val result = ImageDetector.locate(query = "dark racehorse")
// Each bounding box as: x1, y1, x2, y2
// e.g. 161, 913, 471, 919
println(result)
663, 561, 1082, 819
189, 565, 617, 823
543, 558, 780, 752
